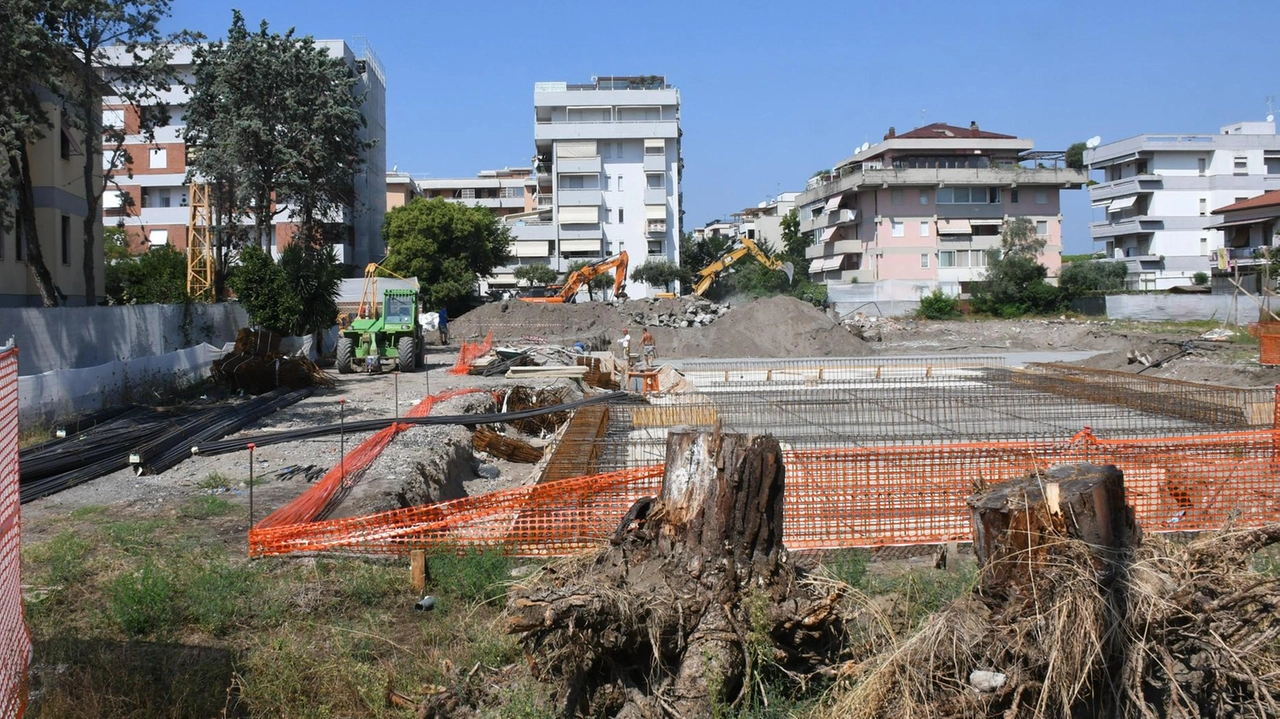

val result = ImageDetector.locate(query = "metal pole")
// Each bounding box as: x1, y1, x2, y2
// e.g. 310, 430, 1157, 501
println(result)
394, 371, 400, 420
339, 398, 346, 485
247, 442, 256, 529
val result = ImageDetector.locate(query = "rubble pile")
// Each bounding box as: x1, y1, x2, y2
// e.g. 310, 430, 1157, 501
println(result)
622, 298, 730, 328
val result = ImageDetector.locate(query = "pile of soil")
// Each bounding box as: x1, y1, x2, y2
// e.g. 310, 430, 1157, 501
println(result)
452, 295, 868, 359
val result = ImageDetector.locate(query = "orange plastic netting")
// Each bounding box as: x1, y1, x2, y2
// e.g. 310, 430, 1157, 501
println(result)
249, 425, 1280, 557
0, 347, 30, 717
251, 387, 485, 539
447, 332, 493, 375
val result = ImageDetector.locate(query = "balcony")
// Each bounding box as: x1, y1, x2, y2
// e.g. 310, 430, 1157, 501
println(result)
557, 189, 602, 206
826, 209, 857, 227
534, 119, 679, 142
514, 240, 551, 258
509, 221, 555, 241
643, 154, 666, 172
805, 239, 864, 259
560, 238, 604, 254
1088, 174, 1162, 201
643, 187, 667, 205
557, 224, 603, 240
1090, 216, 1164, 239
646, 221, 667, 236
557, 157, 601, 174
138, 205, 192, 224
801, 166, 1088, 204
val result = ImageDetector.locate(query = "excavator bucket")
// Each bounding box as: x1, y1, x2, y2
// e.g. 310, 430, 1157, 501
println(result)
781, 261, 795, 285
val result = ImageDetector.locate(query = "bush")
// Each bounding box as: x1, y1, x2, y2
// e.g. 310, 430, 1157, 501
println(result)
971, 251, 1062, 317
1059, 260, 1128, 299
1193, 271, 1209, 286
105, 244, 191, 305
228, 243, 342, 337
917, 289, 960, 319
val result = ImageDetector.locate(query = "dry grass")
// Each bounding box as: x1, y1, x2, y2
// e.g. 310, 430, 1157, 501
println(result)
814, 527, 1280, 719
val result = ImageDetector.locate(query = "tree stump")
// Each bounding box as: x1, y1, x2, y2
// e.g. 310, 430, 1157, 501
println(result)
968, 463, 1140, 597
506, 428, 842, 717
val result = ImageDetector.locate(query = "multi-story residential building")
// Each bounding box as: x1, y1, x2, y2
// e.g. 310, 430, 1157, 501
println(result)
100, 40, 387, 271
1086, 119, 1280, 290
732, 192, 799, 251
415, 167, 537, 217
796, 122, 1085, 302
532, 75, 681, 298
386, 170, 421, 210
0, 85, 103, 306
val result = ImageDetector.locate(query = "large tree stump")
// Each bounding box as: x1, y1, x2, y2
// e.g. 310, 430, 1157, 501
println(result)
968, 463, 1140, 597
506, 429, 842, 717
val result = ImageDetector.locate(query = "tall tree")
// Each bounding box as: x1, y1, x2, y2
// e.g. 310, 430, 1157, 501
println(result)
381, 197, 512, 312
0, 0, 61, 305
48, 0, 196, 306
184, 10, 371, 269
779, 208, 808, 275
1000, 216, 1046, 259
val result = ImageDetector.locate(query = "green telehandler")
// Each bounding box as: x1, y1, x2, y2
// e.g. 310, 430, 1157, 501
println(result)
335, 264, 423, 374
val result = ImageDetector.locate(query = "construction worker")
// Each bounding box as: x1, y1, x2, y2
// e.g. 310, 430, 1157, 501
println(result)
617, 329, 632, 366
438, 307, 449, 345
641, 328, 657, 368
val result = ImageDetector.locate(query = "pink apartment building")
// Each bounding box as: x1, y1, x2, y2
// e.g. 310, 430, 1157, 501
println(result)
795, 122, 1087, 300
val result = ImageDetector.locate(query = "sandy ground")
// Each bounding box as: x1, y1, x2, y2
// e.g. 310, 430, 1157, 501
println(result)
21, 298, 1280, 544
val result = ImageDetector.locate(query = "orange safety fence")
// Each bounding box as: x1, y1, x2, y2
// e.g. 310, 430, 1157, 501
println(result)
251, 387, 486, 538
0, 346, 30, 717
247, 426, 1280, 557
447, 332, 493, 375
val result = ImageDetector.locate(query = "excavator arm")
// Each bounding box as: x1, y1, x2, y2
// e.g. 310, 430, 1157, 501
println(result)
692, 239, 794, 296
521, 251, 629, 303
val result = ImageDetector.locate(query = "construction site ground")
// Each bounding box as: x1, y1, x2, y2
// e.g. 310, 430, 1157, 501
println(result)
17, 300, 1280, 716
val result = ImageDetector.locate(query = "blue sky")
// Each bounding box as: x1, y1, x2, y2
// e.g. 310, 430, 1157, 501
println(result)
163, 0, 1278, 254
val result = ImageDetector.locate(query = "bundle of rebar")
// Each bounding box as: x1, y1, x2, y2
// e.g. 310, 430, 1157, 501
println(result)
473, 426, 543, 463
18, 388, 313, 503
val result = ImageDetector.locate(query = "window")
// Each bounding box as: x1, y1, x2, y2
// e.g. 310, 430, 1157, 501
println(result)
1010, 188, 1019, 204
503, 187, 523, 199
1198, 157, 1206, 176
1235, 196, 1248, 204
919, 190, 929, 205
619, 208, 624, 224
615, 175, 622, 192
919, 220, 930, 237
645, 142, 664, 156
60, 130, 71, 160
559, 175, 599, 190
891, 220, 904, 237
614, 142, 623, 158
1234, 156, 1248, 176
936, 187, 1000, 204
604, 208, 612, 224
1034, 190, 1048, 205
603, 175, 611, 191
60, 216, 71, 265
148, 147, 166, 169
158, 188, 172, 208
601, 143, 612, 159
102, 108, 125, 130
646, 173, 664, 189
939, 250, 956, 268
1200, 237, 1208, 256
148, 229, 168, 246
460, 188, 475, 199
1035, 220, 1048, 236
920, 253, 930, 268
891, 189, 904, 205
1199, 198, 1207, 216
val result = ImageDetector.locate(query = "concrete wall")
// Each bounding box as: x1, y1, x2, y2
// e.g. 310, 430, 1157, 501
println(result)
3, 302, 248, 376
1103, 294, 1251, 325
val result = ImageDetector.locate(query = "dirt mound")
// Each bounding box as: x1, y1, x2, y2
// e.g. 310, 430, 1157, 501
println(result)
666, 295, 869, 358
452, 296, 870, 360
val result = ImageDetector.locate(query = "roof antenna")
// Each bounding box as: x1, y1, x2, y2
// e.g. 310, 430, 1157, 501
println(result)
1267, 96, 1276, 123
920, 108, 926, 126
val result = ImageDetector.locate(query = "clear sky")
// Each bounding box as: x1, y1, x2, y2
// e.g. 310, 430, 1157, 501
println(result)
162, 0, 1278, 254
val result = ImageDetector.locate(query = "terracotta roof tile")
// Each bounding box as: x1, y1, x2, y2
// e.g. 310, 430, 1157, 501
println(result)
1211, 190, 1280, 215
894, 122, 1016, 140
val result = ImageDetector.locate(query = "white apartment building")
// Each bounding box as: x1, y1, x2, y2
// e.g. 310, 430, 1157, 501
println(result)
531, 75, 681, 298
1086, 119, 1280, 290
100, 40, 387, 270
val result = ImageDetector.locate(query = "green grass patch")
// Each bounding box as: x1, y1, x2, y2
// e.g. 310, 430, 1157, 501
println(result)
107, 561, 178, 637
820, 548, 871, 588
101, 518, 172, 553
69, 504, 108, 520
24, 531, 93, 586
180, 557, 263, 637
195, 471, 235, 491
860, 565, 978, 631
180, 495, 235, 519
427, 546, 515, 606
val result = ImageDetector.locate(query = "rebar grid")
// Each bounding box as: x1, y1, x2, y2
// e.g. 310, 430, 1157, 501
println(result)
680, 354, 1008, 388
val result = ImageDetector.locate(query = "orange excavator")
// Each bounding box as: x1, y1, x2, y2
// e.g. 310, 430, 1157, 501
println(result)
519, 251, 629, 304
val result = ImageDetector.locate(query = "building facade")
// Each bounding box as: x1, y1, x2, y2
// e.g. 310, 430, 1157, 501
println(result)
1, 86, 103, 307
531, 75, 681, 298
1085, 119, 1280, 290
100, 40, 387, 271
415, 167, 537, 217
795, 122, 1085, 302
385, 170, 420, 210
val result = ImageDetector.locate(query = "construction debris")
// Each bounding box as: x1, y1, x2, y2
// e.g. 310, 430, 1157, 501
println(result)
621, 297, 730, 328
502, 386, 574, 437
471, 427, 543, 463
213, 327, 335, 394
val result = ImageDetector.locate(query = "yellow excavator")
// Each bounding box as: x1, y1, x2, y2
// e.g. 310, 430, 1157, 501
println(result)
691, 238, 794, 296
519, 251, 629, 304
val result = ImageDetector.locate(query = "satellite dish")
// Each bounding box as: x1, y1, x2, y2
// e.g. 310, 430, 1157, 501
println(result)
859, 142, 870, 152
1085, 135, 1102, 149
1269, 114, 1276, 123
